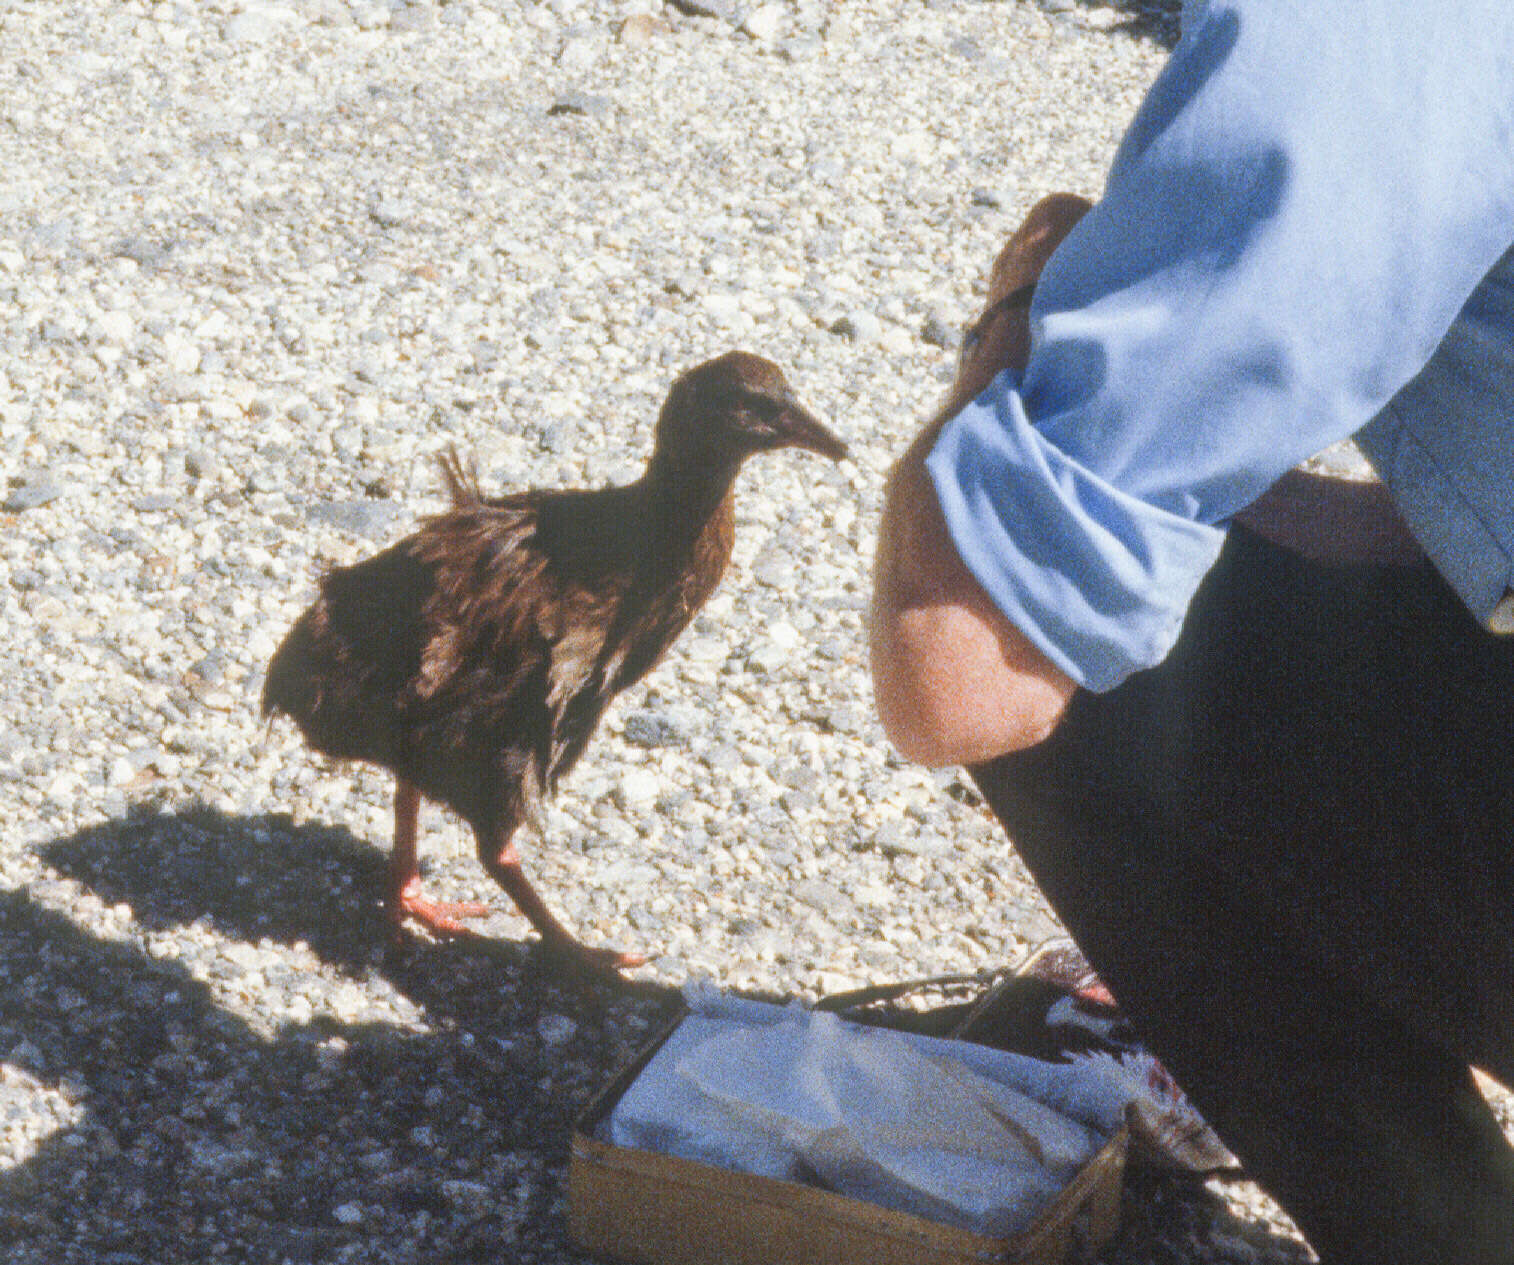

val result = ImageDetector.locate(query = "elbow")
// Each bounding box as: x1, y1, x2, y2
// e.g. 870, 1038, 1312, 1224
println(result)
868, 595, 1074, 769
871, 652, 967, 769
867, 607, 972, 767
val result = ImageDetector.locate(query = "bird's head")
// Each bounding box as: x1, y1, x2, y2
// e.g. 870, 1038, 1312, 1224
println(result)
653, 351, 847, 468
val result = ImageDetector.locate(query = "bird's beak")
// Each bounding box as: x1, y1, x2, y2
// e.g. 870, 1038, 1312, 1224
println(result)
777, 398, 848, 461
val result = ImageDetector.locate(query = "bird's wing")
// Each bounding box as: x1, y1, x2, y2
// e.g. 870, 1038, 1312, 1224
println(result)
406, 496, 632, 714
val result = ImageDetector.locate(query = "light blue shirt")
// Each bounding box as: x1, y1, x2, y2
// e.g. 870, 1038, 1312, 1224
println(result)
927, 0, 1514, 691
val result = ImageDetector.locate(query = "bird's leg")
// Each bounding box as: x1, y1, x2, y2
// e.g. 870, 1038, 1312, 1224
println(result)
389, 778, 492, 936
478, 827, 647, 974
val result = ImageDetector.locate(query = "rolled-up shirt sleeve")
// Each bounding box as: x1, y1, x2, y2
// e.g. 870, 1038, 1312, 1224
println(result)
928, 0, 1514, 691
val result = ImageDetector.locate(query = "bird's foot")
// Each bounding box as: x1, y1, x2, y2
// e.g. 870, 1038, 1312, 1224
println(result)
392, 885, 493, 938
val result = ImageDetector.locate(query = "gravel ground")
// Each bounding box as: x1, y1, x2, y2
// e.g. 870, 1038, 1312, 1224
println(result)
3, 1, 1502, 1261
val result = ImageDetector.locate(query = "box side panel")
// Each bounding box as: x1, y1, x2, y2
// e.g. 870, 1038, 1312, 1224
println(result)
569, 1139, 1010, 1265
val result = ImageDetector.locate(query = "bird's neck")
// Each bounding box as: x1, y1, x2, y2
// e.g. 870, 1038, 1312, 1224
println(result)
641, 449, 743, 542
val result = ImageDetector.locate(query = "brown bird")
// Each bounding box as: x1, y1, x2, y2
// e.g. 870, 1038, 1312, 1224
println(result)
262, 351, 846, 974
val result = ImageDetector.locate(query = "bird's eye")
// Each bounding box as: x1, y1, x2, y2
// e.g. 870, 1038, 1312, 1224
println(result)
742, 398, 784, 432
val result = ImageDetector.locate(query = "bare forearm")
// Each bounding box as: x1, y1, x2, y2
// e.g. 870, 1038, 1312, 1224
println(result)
868, 194, 1090, 767
870, 452, 1074, 767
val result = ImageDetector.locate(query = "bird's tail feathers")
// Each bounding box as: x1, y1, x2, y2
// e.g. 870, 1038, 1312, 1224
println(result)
437, 445, 485, 508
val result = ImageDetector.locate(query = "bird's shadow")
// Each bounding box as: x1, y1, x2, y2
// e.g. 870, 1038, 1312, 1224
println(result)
37, 802, 684, 1029
8, 805, 683, 1262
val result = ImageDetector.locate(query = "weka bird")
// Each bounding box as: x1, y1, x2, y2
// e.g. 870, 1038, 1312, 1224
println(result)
262, 351, 846, 973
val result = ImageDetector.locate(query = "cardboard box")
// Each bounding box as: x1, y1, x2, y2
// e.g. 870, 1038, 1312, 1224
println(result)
568, 1003, 1127, 1265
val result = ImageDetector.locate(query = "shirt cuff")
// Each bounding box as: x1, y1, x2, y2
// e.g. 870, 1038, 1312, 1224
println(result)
925, 370, 1227, 693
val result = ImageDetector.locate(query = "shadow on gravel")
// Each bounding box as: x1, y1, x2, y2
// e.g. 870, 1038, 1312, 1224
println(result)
39, 802, 681, 1012
8, 806, 682, 1263
42, 801, 464, 973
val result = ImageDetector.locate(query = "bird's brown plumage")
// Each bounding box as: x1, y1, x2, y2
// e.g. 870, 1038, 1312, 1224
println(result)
262, 351, 845, 972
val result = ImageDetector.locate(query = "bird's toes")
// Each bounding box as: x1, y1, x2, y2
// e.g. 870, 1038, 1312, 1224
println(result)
395, 892, 494, 938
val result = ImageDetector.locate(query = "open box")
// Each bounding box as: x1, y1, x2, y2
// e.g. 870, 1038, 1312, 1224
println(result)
568, 987, 1127, 1265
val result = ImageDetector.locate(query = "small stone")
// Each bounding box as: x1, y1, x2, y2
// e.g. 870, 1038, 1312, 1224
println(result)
824, 704, 868, 736
741, 3, 785, 40
390, 5, 435, 32
794, 879, 850, 913
699, 293, 743, 326
223, 9, 291, 43
617, 13, 671, 45
780, 787, 816, 814
889, 130, 935, 163
830, 310, 881, 343
745, 643, 789, 675
557, 36, 598, 73
616, 768, 661, 808
162, 333, 201, 375
95, 310, 134, 345
765, 620, 800, 650
535, 421, 572, 455
680, 635, 729, 666
749, 548, 795, 588
702, 744, 742, 774
622, 711, 690, 748
352, 4, 392, 29
875, 821, 924, 857
370, 200, 409, 230
307, 500, 405, 541
333, 1202, 364, 1225
537, 1014, 578, 1046
548, 91, 611, 118
667, 0, 736, 17
4, 473, 62, 512
922, 312, 961, 350
112, 236, 171, 268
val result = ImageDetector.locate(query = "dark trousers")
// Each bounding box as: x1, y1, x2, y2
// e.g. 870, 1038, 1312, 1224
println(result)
970, 525, 1514, 1264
